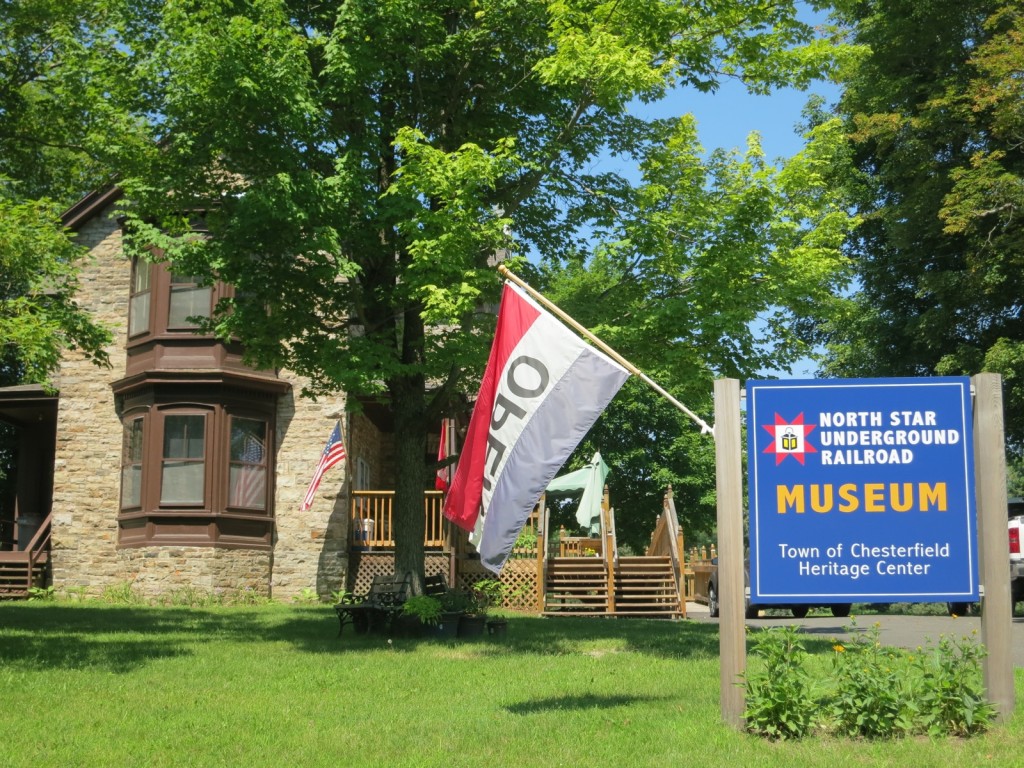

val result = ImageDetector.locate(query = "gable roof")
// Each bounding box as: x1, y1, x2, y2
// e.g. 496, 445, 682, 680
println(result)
61, 186, 123, 232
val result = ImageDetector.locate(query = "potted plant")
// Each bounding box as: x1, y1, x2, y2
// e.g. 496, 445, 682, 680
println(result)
473, 578, 510, 637
400, 595, 443, 637
455, 588, 487, 638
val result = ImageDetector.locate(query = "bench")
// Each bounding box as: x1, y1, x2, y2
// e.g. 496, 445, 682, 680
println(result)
335, 572, 412, 636
423, 572, 449, 599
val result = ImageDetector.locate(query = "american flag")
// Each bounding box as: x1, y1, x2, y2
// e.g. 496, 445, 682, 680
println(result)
230, 432, 266, 508
301, 421, 347, 510
435, 419, 450, 492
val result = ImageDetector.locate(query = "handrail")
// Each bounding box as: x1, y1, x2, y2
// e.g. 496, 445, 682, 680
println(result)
25, 512, 52, 594
348, 491, 544, 557
645, 487, 686, 615
24, 512, 52, 554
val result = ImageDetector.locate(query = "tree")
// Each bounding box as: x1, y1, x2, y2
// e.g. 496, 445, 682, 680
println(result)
540, 114, 856, 547
816, 1, 1024, 453
111, 0, 852, 587
0, 0, 158, 385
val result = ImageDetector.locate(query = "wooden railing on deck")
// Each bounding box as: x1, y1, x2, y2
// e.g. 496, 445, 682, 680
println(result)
687, 545, 717, 605
349, 491, 544, 555
350, 490, 447, 549
646, 487, 686, 616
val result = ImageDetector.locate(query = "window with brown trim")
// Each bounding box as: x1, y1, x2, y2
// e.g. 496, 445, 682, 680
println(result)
128, 259, 152, 337
120, 417, 144, 508
228, 416, 267, 510
160, 412, 206, 505
116, 395, 277, 549
168, 274, 212, 329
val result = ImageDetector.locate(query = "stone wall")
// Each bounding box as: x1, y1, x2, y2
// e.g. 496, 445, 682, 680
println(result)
269, 386, 349, 600
49, 205, 130, 596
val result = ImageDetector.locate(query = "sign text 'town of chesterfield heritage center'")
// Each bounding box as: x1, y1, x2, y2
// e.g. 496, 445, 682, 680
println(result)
747, 377, 979, 604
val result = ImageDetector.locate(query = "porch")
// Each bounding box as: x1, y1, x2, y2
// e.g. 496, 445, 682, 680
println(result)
346, 486, 695, 619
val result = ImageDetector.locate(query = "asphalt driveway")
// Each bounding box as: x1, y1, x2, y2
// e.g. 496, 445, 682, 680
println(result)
686, 602, 1024, 668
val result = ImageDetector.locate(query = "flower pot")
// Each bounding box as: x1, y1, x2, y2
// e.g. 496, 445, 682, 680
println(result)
486, 619, 508, 637
457, 614, 486, 638
431, 612, 461, 640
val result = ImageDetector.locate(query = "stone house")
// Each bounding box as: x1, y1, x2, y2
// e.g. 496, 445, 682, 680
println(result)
0, 187, 404, 601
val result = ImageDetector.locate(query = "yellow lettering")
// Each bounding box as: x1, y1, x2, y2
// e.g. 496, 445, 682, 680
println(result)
838, 484, 859, 513
810, 484, 834, 514
890, 483, 914, 512
919, 482, 947, 512
864, 483, 885, 512
777, 485, 804, 514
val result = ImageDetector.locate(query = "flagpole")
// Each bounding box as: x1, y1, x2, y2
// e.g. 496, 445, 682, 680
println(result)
497, 265, 714, 436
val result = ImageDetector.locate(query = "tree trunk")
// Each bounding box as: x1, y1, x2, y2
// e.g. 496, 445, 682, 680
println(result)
391, 374, 428, 594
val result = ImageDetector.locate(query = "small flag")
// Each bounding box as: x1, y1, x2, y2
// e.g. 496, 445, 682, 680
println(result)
230, 431, 266, 508
435, 420, 450, 492
443, 282, 629, 573
301, 421, 347, 511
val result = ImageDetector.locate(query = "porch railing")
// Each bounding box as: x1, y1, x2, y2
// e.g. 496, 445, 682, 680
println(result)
646, 487, 686, 613
349, 490, 544, 557
349, 490, 448, 550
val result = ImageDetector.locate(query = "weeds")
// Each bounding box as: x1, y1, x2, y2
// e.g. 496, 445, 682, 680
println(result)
744, 616, 997, 740
26, 585, 56, 601
742, 625, 817, 740
829, 619, 913, 738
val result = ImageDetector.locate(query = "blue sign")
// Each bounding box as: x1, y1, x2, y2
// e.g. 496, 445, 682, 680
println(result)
747, 377, 977, 604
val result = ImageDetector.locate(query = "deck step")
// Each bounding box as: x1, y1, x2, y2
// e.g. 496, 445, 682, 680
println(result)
543, 554, 682, 617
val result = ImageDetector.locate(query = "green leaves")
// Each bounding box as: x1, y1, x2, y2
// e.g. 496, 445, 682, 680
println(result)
819, 2, 1024, 453
744, 618, 997, 741
0, 190, 111, 386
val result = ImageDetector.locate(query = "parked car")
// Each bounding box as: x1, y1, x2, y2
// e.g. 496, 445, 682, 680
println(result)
948, 496, 1024, 616
705, 557, 851, 619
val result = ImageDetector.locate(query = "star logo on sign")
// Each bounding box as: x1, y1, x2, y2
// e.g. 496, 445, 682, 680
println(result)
762, 413, 817, 465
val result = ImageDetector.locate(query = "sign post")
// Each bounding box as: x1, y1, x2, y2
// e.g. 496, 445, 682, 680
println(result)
973, 373, 1014, 720
714, 378, 745, 728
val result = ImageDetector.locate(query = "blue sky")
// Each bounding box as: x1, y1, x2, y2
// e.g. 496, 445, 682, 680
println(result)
657, 77, 839, 163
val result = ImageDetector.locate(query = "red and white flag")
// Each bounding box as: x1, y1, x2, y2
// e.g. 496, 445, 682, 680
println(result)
301, 421, 347, 511
444, 282, 629, 573
435, 419, 450, 492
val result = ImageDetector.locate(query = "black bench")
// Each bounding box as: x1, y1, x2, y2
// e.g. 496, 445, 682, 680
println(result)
423, 572, 449, 599
335, 572, 412, 636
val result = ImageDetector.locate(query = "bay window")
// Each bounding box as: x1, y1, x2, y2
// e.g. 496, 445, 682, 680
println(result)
168, 274, 212, 329
115, 389, 280, 549
121, 417, 144, 508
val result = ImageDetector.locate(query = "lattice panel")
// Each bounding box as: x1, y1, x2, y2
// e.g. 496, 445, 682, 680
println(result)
348, 553, 453, 594
348, 553, 396, 594
458, 558, 538, 611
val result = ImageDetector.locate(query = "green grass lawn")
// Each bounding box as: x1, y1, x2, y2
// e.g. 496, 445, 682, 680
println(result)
1, 602, 1022, 767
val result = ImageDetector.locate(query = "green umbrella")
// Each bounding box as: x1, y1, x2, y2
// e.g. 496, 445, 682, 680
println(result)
545, 452, 609, 535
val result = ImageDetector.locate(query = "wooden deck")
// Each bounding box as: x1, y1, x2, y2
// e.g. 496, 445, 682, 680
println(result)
346, 488, 690, 618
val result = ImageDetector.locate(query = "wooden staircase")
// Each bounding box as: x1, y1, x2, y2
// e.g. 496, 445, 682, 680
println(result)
0, 552, 49, 599
544, 557, 610, 614
613, 556, 680, 617
543, 555, 682, 618
0, 513, 52, 599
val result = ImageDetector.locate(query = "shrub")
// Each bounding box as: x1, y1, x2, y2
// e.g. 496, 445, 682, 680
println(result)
910, 631, 996, 737
829, 619, 912, 738
743, 625, 819, 740
744, 617, 996, 741
402, 595, 443, 626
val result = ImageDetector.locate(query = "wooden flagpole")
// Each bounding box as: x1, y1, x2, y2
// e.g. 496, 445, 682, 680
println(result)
497, 265, 714, 436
